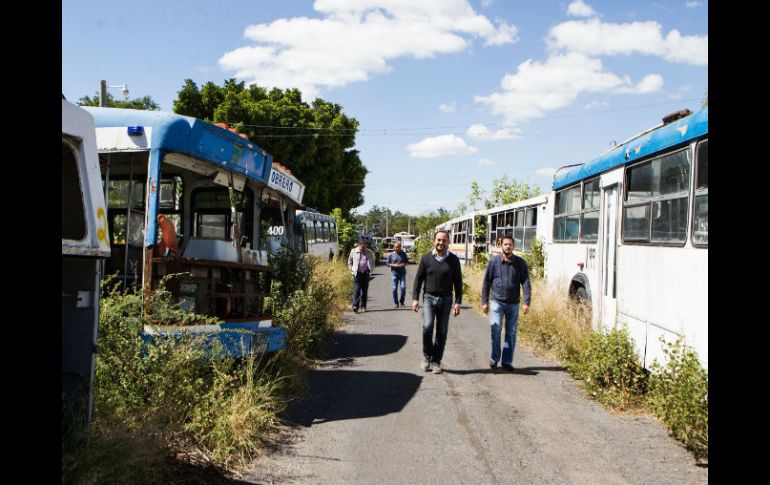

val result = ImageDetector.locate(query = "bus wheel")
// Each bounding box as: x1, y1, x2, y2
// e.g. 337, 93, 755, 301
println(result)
574, 286, 591, 309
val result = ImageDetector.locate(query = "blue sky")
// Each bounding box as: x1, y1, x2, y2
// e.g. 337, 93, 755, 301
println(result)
62, 0, 708, 216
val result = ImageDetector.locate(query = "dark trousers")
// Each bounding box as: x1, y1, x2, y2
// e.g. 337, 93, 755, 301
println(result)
421, 293, 452, 363
352, 271, 370, 309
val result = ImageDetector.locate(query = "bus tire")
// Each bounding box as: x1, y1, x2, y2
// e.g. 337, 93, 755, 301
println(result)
574, 286, 591, 309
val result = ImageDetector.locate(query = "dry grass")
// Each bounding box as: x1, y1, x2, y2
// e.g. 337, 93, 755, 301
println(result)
462, 266, 591, 363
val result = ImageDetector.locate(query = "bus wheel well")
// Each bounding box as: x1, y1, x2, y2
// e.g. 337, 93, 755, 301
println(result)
569, 280, 592, 309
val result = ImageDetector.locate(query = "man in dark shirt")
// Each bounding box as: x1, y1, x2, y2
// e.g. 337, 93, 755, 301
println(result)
387, 241, 409, 309
411, 230, 463, 374
481, 235, 531, 371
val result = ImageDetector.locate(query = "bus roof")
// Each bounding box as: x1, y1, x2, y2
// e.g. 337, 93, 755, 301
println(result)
553, 107, 708, 190
84, 107, 273, 186
479, 194, 548, 215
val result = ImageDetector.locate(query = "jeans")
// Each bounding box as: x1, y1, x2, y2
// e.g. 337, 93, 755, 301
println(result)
391, 272, 406, 305
422, 293, 453, 364
489, 300, 520, 366
352, 271, 370, 309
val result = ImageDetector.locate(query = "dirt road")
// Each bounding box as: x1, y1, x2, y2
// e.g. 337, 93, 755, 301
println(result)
247, 263, 707, 484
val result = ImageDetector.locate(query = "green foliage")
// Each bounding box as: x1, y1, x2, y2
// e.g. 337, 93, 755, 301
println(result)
414, 235, 434, 261
267, 247, 314, 303
567, 327, 647, 410
648, 338, 708, 460
148, 273, 223, 326
332, 207, 360, 257
78, 92, 160, 110
486, 175, 542, 207
172, 79, 367, 213
522, 237, 546, 279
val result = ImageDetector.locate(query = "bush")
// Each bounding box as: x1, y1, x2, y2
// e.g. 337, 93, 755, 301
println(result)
647, 338, 708, 460
522, 237, 545, 279
566, 327, 647, 410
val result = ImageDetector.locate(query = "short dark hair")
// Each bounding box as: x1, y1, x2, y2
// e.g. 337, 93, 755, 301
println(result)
434, 230, 449, 240
501, 235, 514, 244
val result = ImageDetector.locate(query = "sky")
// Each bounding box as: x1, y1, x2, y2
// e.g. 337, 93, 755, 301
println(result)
62, 0, 708, 216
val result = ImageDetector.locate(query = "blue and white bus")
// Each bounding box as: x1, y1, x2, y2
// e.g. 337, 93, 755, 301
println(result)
546, 108, 708, 369
84, 107, 290, 355
295, 209, 339, 260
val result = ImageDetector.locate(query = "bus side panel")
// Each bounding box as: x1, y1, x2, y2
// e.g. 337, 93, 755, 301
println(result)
616, 245, 708, 369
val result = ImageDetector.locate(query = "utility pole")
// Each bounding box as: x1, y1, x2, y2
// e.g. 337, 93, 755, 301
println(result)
99, 80, 107, 107
385, 211, 389, 237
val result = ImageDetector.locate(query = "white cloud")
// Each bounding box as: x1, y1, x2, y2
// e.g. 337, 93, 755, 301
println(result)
547, 18, 707, 65
567, 0, 598, 18
536, 167, 557, 177
219, 0, 519, 96
466, 123, 521, 140
439, 101, 457, 113
478, 158, 496, 166
475, 53, 658, 124
407, 134, 478, 158
480, 0, 494, 6
685, 1, 703, 7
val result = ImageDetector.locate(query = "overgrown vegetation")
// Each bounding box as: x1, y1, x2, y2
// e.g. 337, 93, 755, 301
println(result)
648, 337, 708, 460
65, 252, 353, 483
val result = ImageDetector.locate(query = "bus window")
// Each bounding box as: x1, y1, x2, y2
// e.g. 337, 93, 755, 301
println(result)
580, 178, 600, 242
514, 210, 524, 249
623, 148, 690, 244
523, 207, 537, 252
62, 139, 87, 241
192, 188, 253, 241
692, 140, 708, 246
554, 185, 581, 241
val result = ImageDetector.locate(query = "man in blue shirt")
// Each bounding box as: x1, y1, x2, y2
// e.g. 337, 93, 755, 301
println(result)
481, 235, 531, 371
387, 241, 409, 309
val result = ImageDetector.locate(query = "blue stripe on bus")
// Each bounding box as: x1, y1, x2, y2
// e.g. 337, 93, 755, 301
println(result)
553, 107, 708, 190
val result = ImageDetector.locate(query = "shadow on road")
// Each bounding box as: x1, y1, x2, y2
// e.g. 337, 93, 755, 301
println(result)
322, 332, 408, 359
443, 365, 565, 376
282, 370, 423, 427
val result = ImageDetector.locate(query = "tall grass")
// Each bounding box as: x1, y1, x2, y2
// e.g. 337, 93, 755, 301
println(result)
65, 254, 352, 483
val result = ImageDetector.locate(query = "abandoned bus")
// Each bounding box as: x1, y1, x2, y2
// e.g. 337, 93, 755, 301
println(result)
295, 209, 339, 260
62, 99, 111, 433
545, 107, 708, 369
84, 107, 290, 355
482, 195, 550, 256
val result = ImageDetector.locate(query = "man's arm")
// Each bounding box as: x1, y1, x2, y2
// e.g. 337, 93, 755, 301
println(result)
411, 256, 426, 310
520, 258, 531, 313
452, 255, 463, 306
481, 259, 493, 313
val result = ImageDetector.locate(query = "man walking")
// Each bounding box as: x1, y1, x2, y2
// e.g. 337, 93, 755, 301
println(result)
387, 241, 409, 309
411, 230, 463, 374
481, 235, 531, 371
348, 236, 375, 313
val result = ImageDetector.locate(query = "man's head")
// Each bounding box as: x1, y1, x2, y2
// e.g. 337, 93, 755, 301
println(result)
358, 235, 368, 249
434, 230, 449, 253
501, 235, 514, 256
393, 241, 402, 251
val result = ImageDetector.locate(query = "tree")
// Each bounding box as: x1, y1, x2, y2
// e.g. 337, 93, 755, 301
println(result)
331, 208, 359, 257
172, 79, 367, 214
486, 175, 541, 207
78, 92, 160, 110
469, 181, 485, 211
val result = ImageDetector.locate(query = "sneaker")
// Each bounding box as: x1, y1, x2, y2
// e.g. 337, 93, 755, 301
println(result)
502, 364, 515, 372
432, 362, 443, 374
360, 308, 367, 313
420, 358, 431, 371
489, 361, 498, 369
352, 306, 358, 313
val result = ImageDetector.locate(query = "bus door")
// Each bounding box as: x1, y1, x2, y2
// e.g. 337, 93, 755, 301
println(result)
600, 185, 618, 328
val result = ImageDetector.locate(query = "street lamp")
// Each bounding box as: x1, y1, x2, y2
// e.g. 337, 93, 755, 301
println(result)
99, 80, 129, 106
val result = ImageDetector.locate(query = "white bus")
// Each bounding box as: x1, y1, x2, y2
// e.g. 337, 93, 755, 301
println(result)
435, 210, 486, 263
545, 108, 708, 369
296, 209, 339, 260
482, 195, 550, 256
62, 98, 111, 434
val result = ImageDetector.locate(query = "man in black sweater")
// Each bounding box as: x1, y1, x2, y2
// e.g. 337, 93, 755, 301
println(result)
411, 230, 463, 374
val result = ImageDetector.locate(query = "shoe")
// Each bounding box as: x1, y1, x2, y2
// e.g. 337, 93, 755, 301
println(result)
360, 308, 367, 313
352, 306, 358, 313
502, 364, 515, 372
432, 362, 443, 374
395, 304, 400, 310
489, 361, 498, 369
421, 358, 431, 371
400, 302, 405, 307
